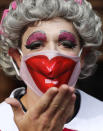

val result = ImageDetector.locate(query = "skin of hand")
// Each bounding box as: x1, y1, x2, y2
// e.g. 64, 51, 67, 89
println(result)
5, 84, 76, 131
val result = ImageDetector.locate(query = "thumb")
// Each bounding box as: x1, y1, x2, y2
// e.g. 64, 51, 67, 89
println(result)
5, 98, 24, 122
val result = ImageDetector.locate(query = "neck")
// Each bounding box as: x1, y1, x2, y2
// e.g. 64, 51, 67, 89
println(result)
21, 87, 40, 110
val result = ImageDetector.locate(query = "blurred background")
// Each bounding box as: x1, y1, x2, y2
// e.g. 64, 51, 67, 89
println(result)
0, 0, 103, 102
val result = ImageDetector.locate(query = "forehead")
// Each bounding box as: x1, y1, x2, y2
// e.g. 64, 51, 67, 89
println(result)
22, 17, 79, 39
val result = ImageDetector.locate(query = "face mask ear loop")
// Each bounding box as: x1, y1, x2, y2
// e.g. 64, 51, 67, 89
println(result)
18, 48, 23, 56
10, 48, 23, 76
78, 48, 83, 57
10, 56, 20, 76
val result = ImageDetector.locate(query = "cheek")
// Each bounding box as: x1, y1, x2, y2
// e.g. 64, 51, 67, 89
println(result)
57, 47, 80, 57
21, 45, 28, 55
21, 44, 44, 55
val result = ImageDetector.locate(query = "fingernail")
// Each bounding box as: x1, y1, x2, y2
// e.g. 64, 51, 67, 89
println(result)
49, 87, 58, 93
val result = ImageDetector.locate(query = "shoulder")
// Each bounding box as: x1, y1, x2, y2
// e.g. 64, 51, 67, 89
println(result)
0, 87, 25, 130
79, 89, 103, 116
0, 101, 13, 121
64, 89, 103, 131
0, 99, 20, 130
0, 101, 18, 131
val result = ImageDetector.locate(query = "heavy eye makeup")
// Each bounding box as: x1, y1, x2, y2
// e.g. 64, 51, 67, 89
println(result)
25, 31, 47, 50
58, 31, 77, 49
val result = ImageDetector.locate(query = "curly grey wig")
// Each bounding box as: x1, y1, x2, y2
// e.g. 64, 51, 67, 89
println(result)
0, 0, 102, 79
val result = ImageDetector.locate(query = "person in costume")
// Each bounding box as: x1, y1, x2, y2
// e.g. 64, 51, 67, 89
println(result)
0, 0, 103, 131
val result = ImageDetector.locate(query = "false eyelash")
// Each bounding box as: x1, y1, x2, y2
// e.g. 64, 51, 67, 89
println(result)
59, 40, 77, 49
25, 41, 43, 50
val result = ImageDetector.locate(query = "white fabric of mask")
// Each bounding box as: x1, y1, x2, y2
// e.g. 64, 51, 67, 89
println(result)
19, 50, 81, 96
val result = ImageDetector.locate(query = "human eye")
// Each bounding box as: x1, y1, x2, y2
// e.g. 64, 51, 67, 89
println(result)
59, 40, 77, 49
25, 41, 43, 50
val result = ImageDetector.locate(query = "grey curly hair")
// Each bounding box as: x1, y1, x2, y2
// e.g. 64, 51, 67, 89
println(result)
0, 0, 102, 79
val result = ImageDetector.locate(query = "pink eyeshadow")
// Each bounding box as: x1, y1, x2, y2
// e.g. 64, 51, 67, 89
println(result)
26, 32, 47, 45
59, 32, 76, 43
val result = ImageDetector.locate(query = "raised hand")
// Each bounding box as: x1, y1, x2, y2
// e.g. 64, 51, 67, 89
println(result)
5, 84, 76, 131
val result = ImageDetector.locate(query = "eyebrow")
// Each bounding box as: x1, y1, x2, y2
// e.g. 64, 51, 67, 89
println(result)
60, 30, 76, 38
59, 30, 76, 42
26, 30, 47, 45
27, 30, 46, 39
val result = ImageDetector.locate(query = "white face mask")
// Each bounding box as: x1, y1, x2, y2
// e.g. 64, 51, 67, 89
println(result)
18, 50, 82, 96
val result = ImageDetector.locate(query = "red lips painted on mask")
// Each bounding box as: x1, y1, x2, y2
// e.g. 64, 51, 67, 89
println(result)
26, 55, 76, 93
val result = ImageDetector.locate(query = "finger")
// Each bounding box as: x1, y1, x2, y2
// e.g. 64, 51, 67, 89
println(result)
29, 87, 58, 116
57, 89, 76, 116
45, 84, 75, 118
55, 93, 76, 123
5, 98, 24, 122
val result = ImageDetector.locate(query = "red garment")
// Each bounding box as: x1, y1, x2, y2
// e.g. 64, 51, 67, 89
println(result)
63, 128, 77, 131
